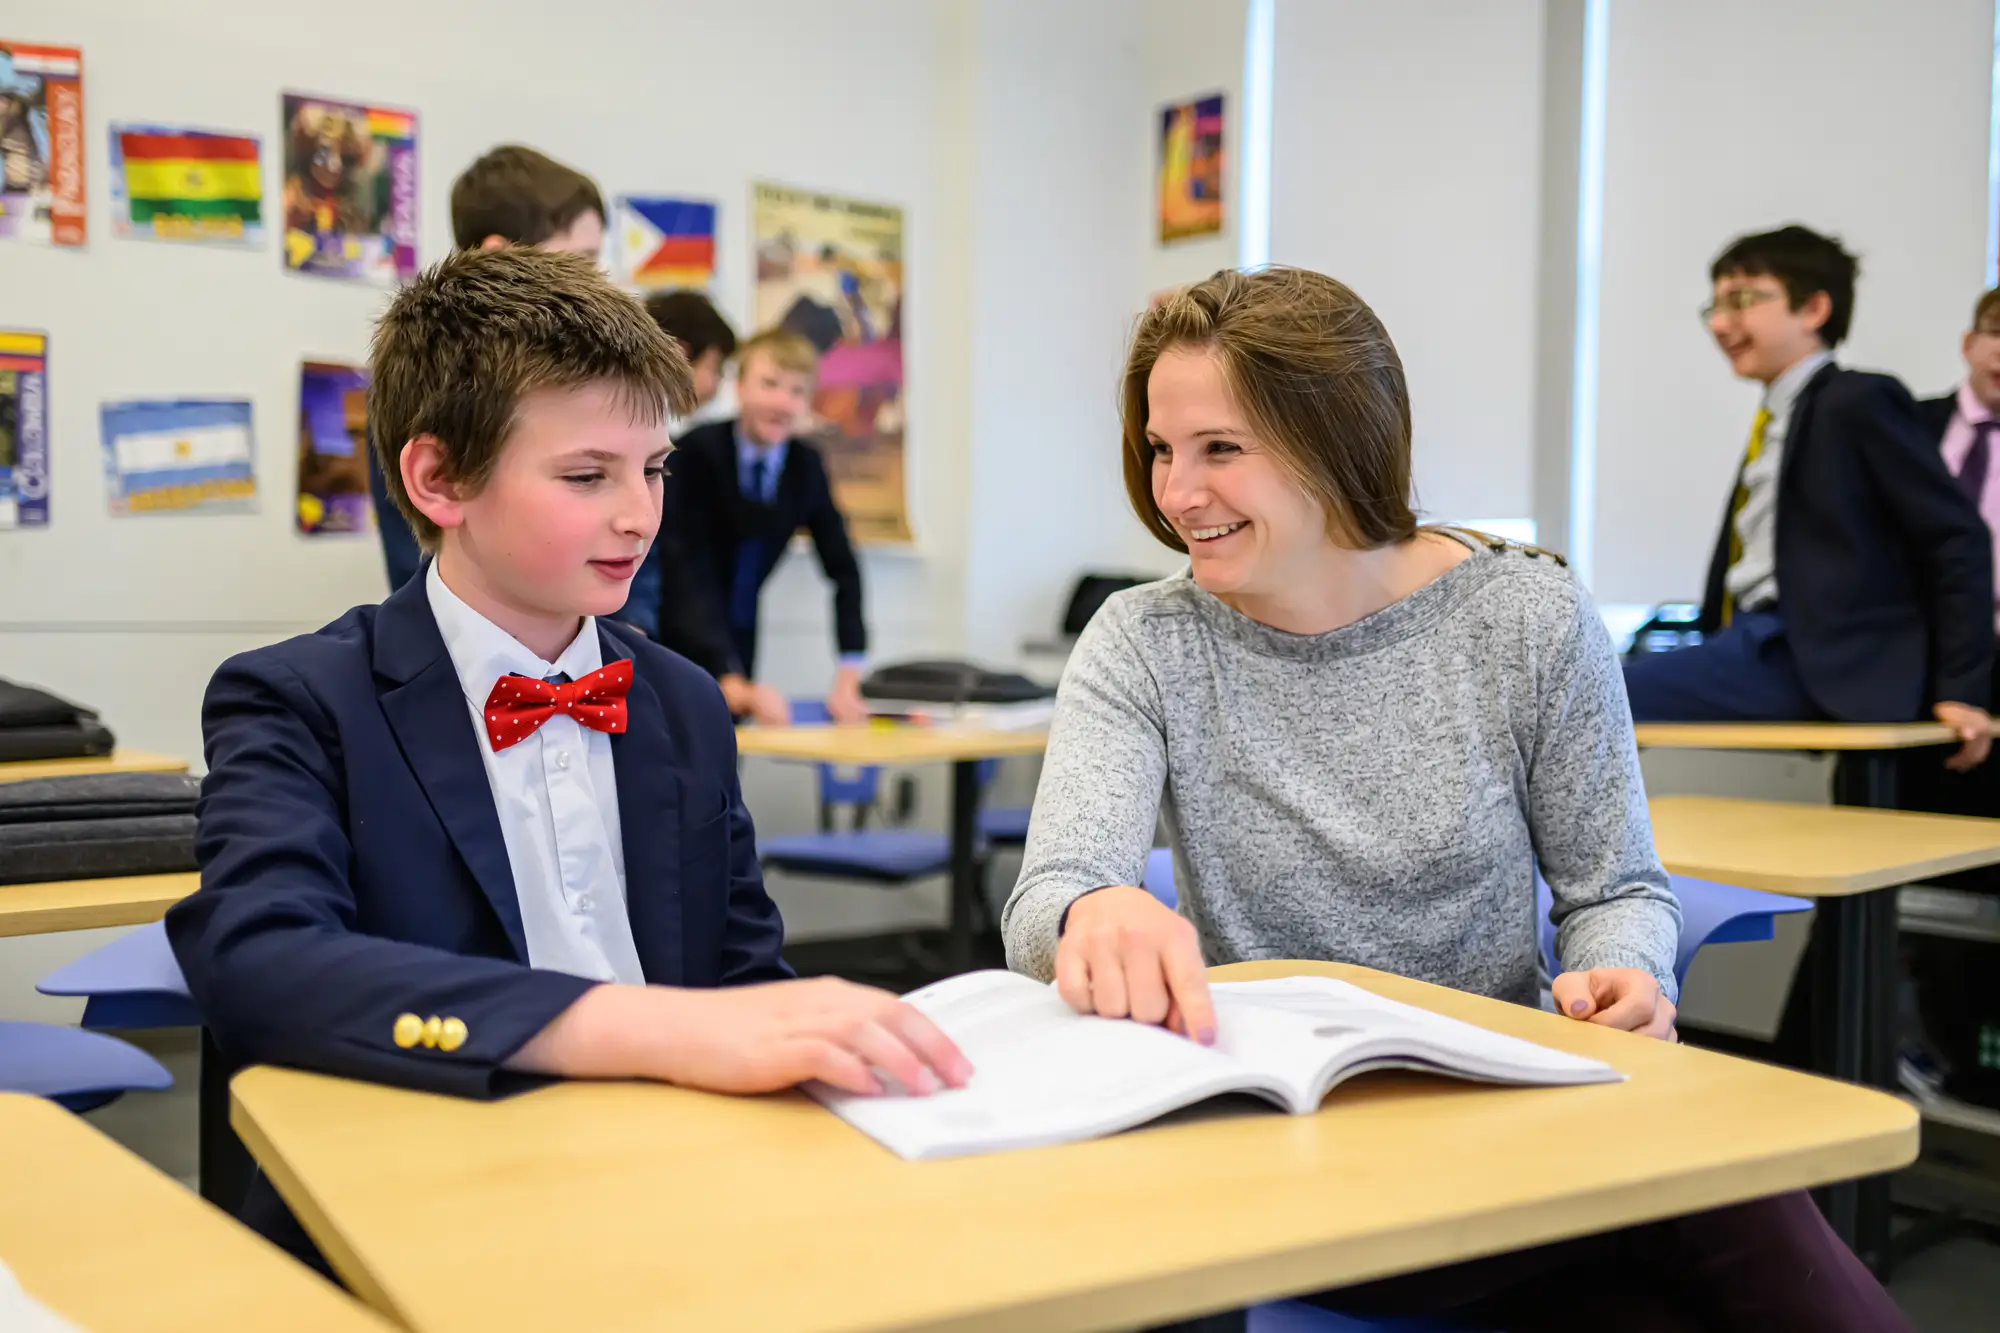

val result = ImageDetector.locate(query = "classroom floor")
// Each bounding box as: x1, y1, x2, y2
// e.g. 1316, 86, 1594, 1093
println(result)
84, 951, 2000, 1331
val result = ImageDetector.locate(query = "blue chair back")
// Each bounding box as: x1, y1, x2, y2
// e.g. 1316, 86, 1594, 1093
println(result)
1535, 872, 1812, 988
0, 1021, 174, 1113
38, 921, 201, 1029
787, 698, 884, 816
1142, 847, 1178, 908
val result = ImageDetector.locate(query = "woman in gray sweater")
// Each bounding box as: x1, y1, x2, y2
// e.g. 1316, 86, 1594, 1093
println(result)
1002, 267, 1904, 1333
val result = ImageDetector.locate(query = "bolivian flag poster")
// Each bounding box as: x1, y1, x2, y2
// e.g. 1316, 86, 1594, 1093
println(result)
109, 124, 263, 246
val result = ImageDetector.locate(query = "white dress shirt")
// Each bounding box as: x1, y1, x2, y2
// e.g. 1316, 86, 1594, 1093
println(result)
1724, 348, 1834, 611
425, 562, 645, 984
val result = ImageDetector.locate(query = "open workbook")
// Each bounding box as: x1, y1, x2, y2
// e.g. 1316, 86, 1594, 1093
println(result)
809, 970, 1623, 1160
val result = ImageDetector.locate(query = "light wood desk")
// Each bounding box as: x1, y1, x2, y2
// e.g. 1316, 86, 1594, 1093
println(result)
736, 723, 1049, 967
0, 871, 198, 938
1648, 795, 2000, 1267
232, 960, 1916, 1333
1632, 720, 1995, 809
0, 1094, 390, 1333
0, 749, 189, 783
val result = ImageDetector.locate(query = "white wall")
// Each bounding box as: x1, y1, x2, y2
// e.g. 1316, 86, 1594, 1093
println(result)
1588, 0, 1996, 604
1268, 0, 1549, 528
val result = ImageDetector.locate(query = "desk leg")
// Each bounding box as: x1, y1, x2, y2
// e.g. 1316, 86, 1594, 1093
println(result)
947, 759, 980, 975
198, 1029, 253, 1214
1810, 887, 1900, 1276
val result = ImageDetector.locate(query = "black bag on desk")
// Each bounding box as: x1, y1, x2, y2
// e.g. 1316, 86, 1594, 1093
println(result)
0, 774, 199, 885
860, 660, 1055, 706
0, 678, 117, 762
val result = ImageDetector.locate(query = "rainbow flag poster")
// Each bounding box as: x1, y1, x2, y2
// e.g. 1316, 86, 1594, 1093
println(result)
100, 398, 257, 517
614, 196, 716, 291
109, 123, 264, 246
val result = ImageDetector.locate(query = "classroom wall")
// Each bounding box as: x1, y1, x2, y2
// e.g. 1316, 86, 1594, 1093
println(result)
1587, 0, 1996, 605
1267, 0, 1549, 530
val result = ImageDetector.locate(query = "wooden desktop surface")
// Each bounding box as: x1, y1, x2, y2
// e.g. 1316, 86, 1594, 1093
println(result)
0, 749, 189, 782
0, 872, 199, 938
231, 960, 1915, 1333
1650, 795, 2000, 897
734, 723, 1048, 765
0, 1094, 391, 1333
1632, 721, 1967, 752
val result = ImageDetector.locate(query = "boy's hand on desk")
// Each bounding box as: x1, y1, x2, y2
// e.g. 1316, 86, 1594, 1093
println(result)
827, 666, 869, 726
1056, 886, 1217, 1046
1933, 702, 1992, 772
1552, 968, 1677, 1042
514, 980, 973, 1097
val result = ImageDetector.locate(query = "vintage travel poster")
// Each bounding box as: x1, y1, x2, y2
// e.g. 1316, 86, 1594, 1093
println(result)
0, 41, 85, 246
296, 360, 373, 536
1158, 92, 1224, 244
0, 329, 49, 528
280, 93, 417, 284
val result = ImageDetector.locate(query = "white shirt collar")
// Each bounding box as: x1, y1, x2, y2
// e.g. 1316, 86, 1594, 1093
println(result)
1762, 349, 1834, 419
425, 560, 604, 710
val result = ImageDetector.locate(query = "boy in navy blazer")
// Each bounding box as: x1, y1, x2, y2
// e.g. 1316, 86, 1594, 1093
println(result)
1623, 226, 1994, 771
169, 248, 967, 1252
669, 330, 872, 723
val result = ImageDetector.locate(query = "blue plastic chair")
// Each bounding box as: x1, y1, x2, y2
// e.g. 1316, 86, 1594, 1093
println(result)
37, 921, 200, 1029
977, 802, 1031, 846
758, 699, 957, 888
0, 1021, 173, 1113
1535, 873, 1812, 990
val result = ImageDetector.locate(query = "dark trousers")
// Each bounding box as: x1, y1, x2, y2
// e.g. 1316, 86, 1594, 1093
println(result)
1150, 1191, 1907, 1332
1621, 611, 1822, 723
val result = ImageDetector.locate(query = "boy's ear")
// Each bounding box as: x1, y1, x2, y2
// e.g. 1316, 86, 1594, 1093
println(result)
1798, 289, 1833, 335
477, 234, 510, 252
400, 435, 471, 535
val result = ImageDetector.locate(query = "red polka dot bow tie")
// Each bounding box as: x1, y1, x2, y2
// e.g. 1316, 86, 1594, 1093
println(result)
482, 659, 633, 752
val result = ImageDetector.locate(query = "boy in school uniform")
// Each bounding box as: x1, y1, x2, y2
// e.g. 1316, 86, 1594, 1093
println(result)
369, 144, 608, 592
670, 330, 871, 724
169, 248, 968, 1256
617, 292, 788, 725
1901, 289, 2000, 821
1623, 225, 1995, 772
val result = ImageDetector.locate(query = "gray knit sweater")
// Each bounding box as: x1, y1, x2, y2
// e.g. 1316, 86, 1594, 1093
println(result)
1001, 534, 1682, 1007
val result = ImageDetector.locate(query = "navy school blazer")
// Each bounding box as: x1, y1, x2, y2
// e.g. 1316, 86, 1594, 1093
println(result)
1694, 363, 1994, 720
165, 571, 791, 1099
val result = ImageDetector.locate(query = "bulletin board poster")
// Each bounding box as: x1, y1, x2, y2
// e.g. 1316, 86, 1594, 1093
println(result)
280, 93, 417, 285
110, 123, 264, 246
296, 360, 373, 536
0, 42, 85, 247
615, 196, 716, 291
0, 329, 50, 529
751, 182, 908, 545
1157, 92, 1224, 245
100, 399, 258, 517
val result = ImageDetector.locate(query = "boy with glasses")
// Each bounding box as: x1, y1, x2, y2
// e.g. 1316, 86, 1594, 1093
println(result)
1623, 225, 1993, 773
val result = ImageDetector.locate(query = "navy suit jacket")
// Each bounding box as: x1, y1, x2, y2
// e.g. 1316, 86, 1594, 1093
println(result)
165, 572, 791, 1100
1695, 364, 1994, 719
669, 420, 867, 671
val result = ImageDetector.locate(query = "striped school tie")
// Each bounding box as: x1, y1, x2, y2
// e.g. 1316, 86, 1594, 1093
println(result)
1720, 407, 1773, 629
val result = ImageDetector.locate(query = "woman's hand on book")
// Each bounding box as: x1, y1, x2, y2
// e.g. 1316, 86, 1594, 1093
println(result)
1551, 968, 1678, 1042
1055, 886, 1217, 1045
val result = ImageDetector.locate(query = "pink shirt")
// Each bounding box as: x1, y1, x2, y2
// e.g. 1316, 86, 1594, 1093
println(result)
1940, 380, 2000, 630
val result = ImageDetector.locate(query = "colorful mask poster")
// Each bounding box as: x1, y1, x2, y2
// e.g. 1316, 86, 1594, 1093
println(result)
100, 398, 257, 516
0, 41, 85, 246
110, 123, 264, 246
0, 329, 49, 528
280, 93, 417, 284
1157, 92, 1224, 244
615, 196, 717, 291
296, 360, 373, 536
751, 182, 907, 544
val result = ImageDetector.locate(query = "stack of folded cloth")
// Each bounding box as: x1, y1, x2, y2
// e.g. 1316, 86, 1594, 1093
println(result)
0, 678, 116, 762
0, 774, 200, 885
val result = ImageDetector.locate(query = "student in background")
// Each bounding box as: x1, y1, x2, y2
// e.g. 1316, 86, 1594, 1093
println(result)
172, 249, 967, 1264
671, 331, 870, 724
1903, 288, 2000, 819
619, 292, 788, 725
1005, 266, 1907, 1332
369, 144, 609, 592
1621, 226, 1993, 772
